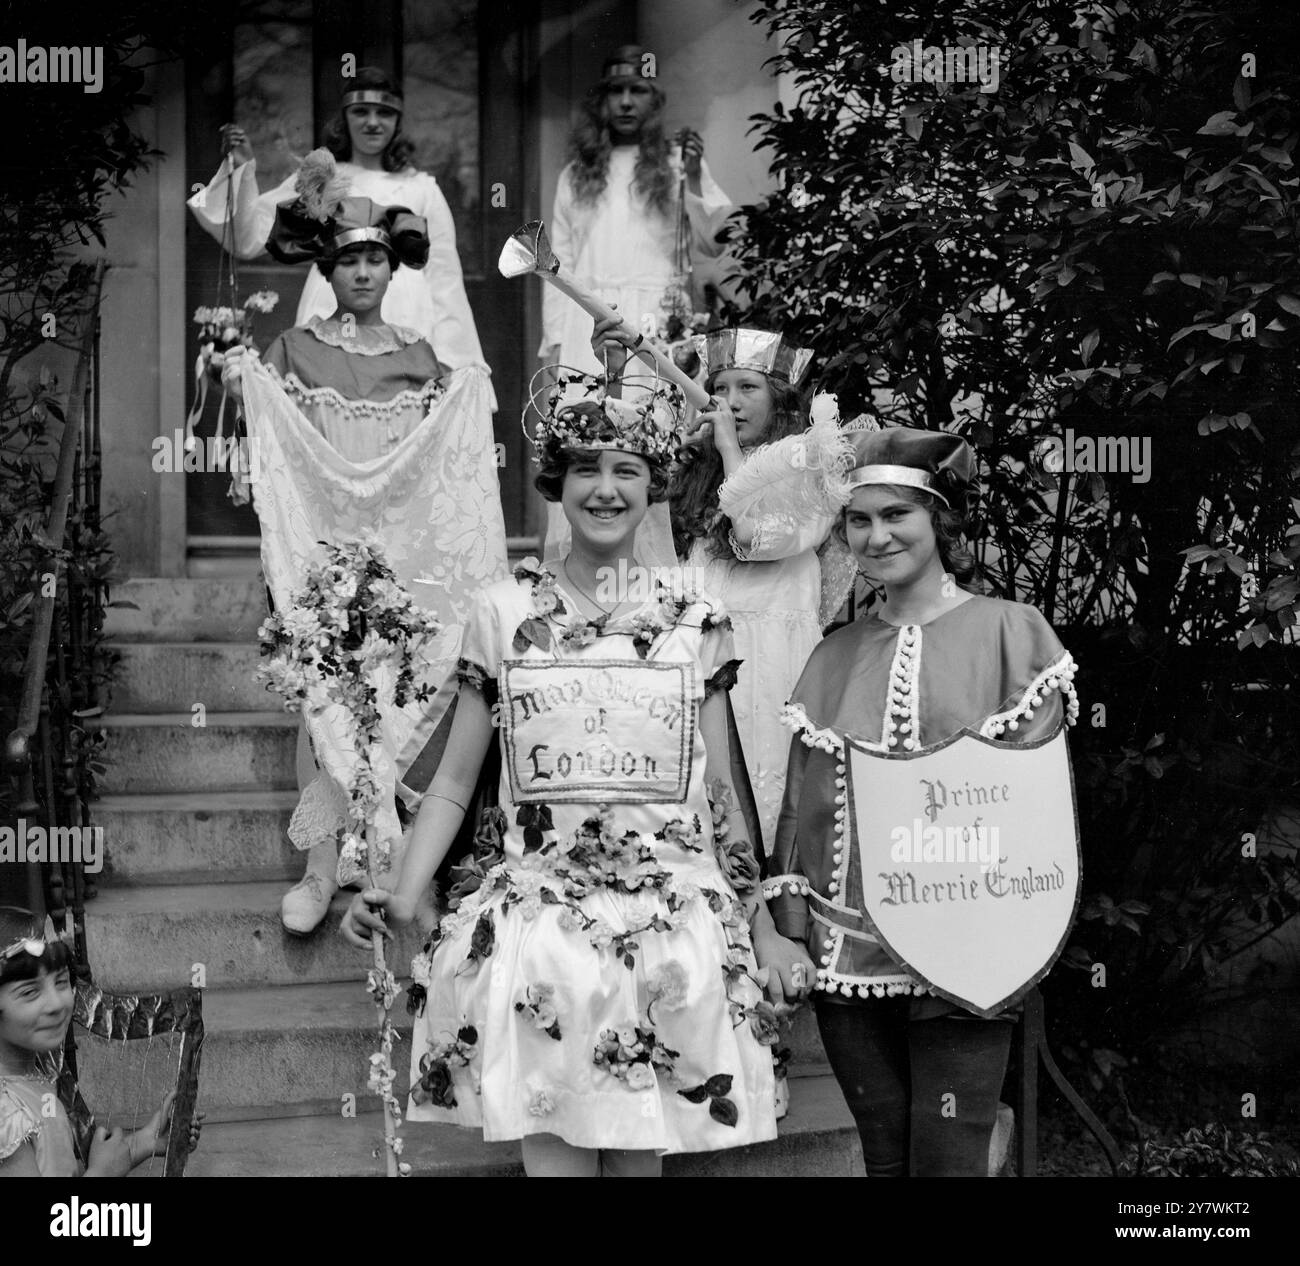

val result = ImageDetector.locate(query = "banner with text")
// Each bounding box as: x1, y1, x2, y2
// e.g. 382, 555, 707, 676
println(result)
500, 659, 696, 803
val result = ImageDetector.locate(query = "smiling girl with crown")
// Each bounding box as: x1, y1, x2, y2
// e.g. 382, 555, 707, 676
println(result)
341, 354, 814, 1176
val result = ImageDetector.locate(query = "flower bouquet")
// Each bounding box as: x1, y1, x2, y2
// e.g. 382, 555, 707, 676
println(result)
183, 289, 279, 457
257, 538, 442, 1176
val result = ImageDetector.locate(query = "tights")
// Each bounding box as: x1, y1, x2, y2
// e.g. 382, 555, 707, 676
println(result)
815, 996, 1011, 1177
521, 1133, 662, 1178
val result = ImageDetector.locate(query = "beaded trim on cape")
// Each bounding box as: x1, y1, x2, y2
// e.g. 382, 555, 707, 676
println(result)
305, 314, 425, 356
265, 365, 443, 419
979, 651, 1081, 736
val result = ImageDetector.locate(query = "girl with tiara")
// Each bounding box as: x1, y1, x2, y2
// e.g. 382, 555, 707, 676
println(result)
189, 67, 492, 401
596, 321, 851, 853
223, 161, 508, 934
0, 908, 202, 1176
341, 356, 814, 1177
765, 429, 1080, 1177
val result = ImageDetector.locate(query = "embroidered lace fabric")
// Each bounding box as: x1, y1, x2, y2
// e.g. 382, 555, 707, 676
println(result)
305, 314, 424, 355
241, 362, 509, 864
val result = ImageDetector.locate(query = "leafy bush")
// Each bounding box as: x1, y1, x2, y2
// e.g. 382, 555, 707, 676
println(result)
1135, 1123, 1299, 1177
1, 6, 204, 821
733, 0, 1300, 1053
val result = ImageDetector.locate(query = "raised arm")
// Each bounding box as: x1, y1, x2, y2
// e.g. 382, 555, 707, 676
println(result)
188, 153, 299, 261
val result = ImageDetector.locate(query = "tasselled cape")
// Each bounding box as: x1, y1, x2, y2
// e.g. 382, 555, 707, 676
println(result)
764, 595, 1079, 1004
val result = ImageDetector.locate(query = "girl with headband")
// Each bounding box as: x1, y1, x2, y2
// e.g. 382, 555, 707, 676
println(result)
765, 428, 1080, 1176
189, 67, 492, 403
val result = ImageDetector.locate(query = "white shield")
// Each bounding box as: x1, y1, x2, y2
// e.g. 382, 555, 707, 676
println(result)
847, 725, 1081, 1017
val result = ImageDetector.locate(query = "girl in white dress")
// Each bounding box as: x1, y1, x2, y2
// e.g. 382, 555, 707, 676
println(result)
660, 329, 847, 853
342, 370, 814, 1176
540, 46, 732, 375
189, 67, 491, 398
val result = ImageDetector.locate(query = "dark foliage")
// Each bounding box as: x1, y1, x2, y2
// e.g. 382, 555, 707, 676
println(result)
733, 0, 1300, 1057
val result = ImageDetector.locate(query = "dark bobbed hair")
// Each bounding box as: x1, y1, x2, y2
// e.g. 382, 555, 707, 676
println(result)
534, 447, 671, 505
834, 482, 980, 589
567, 66, 674, 215
670, 373, 809, 561
0, 907, 74, 989
316, 241, 398, 281
322, 67, 416, 174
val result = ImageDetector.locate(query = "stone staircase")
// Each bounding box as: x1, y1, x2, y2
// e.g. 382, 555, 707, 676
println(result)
86, 577, 862, 1177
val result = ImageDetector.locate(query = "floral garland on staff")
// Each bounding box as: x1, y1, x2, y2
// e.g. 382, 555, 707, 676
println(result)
185, 290, 279, 446
257, 538, 443, 1177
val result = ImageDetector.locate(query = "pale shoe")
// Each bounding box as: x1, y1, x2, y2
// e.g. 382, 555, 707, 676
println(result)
280, 870, 337, 935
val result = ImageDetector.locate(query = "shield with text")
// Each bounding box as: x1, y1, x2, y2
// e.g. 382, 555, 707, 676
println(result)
847, 725, 1081, 1017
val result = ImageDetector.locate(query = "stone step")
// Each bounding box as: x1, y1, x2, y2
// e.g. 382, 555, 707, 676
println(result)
105, 577, 267, 643
108, 642, 274, 714
95, 791, 300, 886
184, 1072, 864, 1176
83, 882, 427, 993
94, 712, 298, 795
77, 979, 828, 1123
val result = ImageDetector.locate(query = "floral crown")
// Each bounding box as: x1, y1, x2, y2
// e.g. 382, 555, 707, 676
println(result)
523, 368, 685, 468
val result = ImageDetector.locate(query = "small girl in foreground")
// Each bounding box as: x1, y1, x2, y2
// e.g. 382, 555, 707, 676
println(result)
766, 429, 1080, 1177
0, 907, 202, 1177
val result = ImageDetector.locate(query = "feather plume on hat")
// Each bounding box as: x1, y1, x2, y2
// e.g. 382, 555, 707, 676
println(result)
295, 148, 351, 223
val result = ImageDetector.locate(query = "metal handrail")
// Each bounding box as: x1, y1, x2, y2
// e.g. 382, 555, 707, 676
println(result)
3, 259, 106, 939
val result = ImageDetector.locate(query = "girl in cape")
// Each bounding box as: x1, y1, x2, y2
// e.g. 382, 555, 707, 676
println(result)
190, 67, 491, 400
341, 363, 814, 1176
223, 162, 508, 934
765, 429, 1080, 1177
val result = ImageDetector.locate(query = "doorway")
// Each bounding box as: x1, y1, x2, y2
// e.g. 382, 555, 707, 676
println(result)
183, 0, 538, 571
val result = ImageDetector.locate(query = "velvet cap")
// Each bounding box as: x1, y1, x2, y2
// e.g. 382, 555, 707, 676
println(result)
841, 428, 975, 509
267, 196, 430, 269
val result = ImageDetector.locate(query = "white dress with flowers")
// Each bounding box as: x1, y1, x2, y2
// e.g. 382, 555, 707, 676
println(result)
406, 563, 778, 1153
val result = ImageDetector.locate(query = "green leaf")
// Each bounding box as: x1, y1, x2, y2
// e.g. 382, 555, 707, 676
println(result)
703, 1073, 734, 1098
512, 617, 552, 653
677, 1083, 711, 1105
1203, 164, 1235, 192
1276, 294, 1300, 315
1197, 110, 1240, 136
708, 1096, 739, 1128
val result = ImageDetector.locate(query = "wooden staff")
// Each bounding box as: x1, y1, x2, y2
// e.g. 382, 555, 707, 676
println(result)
366, 821, 399, 1179
499, 220, 710, 409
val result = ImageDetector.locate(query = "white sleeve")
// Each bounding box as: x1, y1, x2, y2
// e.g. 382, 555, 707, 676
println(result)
186, 159, 297, 260
412, 174, 487, 372
717, 425, 846, 562
540, 168, 574, 357
727, 509, 835, 563
684, 156, 733, 260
